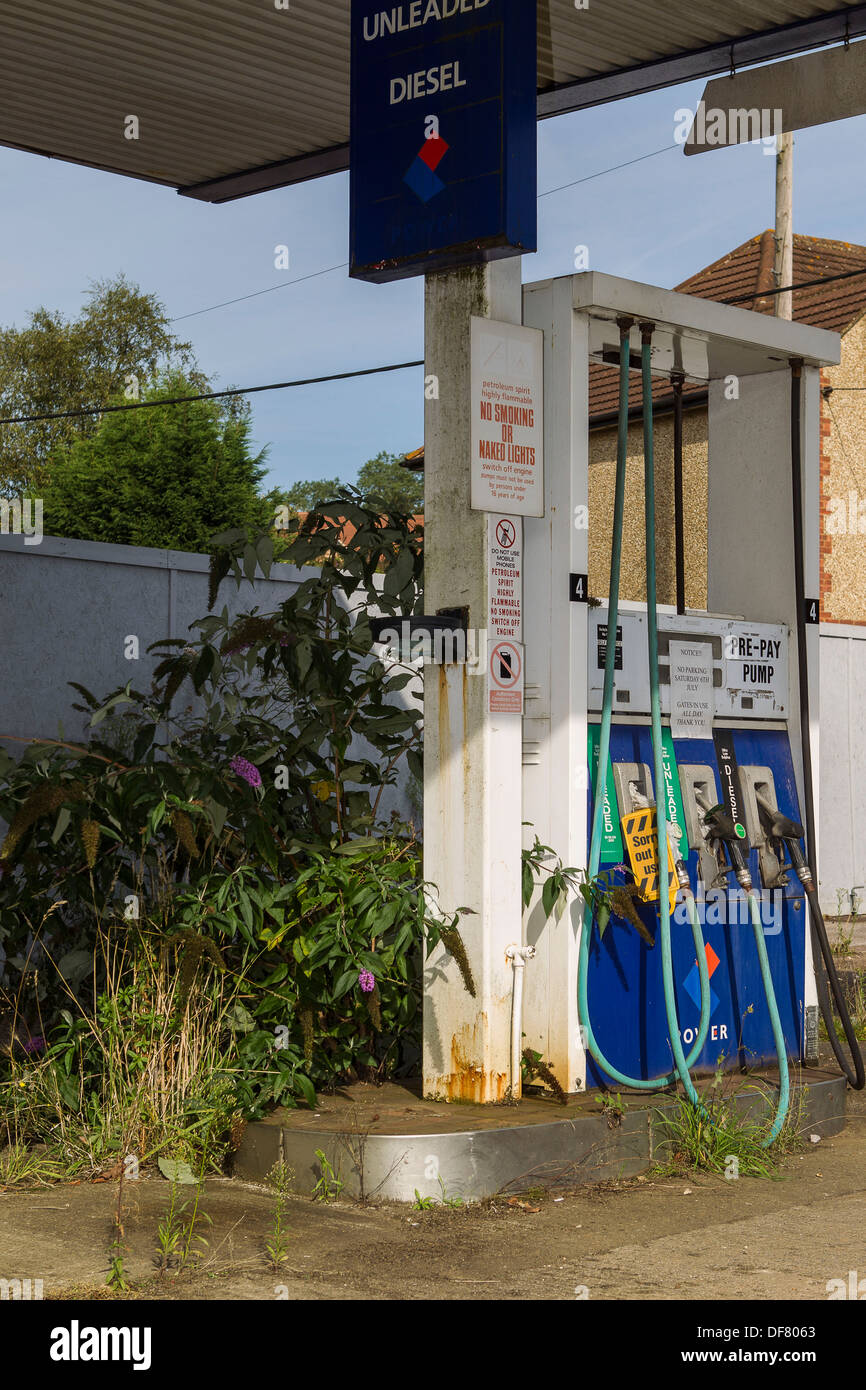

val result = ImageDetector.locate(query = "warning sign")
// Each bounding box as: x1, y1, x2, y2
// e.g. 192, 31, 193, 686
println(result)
596, 623, 623, 672
621, 808, 678, 914
470, 317, 544, 517
488, 639, 524, 715
488, 514, 522, 641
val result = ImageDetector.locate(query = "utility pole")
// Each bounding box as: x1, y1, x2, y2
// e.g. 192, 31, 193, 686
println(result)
774, 131, 794, 320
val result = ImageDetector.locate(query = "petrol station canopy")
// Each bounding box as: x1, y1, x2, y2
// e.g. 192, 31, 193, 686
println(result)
0, 1, 863, 203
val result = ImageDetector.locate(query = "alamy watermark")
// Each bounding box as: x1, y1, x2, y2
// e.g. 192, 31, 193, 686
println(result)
826, 1270, 866, 1299
824, 491, 866, 534
0, 497, 43, 546
674, 106, 782, 156
0, 1276, 43, 1300
374, 620, 490, 672
672, 885, 784, 936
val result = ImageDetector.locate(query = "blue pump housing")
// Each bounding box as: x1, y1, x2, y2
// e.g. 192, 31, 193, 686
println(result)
586, 724, 807, 1089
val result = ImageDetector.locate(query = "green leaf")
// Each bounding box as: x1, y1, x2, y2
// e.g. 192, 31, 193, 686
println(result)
57, 949, 94, 987
157, 1157, 197, 1185
243, 543, 258, 583
522, 860, 534, 909
90, 686, 133, 727
333, 968, 359, 999
204, 798, 228, 838
228, 1001, 256, 1034
541, 875, 558, 921
255, 534, 274, 576
211, 528, 248, 548
294, 1073, 317, 1110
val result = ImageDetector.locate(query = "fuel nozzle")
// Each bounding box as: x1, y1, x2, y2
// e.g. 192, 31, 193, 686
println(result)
754, 792, 813, 888
700, 800, 753, 892
628, 781, 691, 891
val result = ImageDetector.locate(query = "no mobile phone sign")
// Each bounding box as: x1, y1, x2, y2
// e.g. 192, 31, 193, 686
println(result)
488, 639, 524, 715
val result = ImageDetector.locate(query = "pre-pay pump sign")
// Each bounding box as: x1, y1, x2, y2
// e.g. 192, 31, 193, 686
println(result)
350, 1, 537, 282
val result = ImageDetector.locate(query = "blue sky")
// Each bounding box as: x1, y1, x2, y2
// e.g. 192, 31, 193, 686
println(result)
0, 77, 864, 492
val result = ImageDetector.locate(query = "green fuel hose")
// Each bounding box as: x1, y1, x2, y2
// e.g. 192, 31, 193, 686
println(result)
746, 889, 791, 1145
640, 325, 705, 1111
701, 803, 791, 1146
579, 317, 711, 1092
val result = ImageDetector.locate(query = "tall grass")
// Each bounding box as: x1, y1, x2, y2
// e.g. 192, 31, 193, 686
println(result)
655, 1072, 805, 1179
1, 921, 249, 1182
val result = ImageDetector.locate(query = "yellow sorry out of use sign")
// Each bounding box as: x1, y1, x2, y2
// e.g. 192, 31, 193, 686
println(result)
621, 807, 678, 914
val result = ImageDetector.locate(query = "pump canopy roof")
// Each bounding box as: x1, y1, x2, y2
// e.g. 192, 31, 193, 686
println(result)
1, 1, 864, 202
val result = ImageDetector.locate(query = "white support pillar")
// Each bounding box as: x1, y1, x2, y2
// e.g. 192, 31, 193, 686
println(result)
422, 259, 524, 1103
521, 278, 590, 1095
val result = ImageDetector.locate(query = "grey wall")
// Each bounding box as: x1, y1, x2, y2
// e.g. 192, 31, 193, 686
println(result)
0, 533, 417, 825
819, 624, 866, 914
0, 533, 305, 745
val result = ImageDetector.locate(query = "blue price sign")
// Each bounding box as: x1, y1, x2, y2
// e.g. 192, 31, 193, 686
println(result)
350, 0, 537, 283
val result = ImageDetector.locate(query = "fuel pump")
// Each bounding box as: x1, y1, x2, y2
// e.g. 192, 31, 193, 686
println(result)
581, 316, 791, 1142
520, 269, 853, 1118
580, 318, 711, 1104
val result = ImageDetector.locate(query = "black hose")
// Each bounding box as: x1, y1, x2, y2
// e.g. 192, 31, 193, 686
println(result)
790, 360, 864, 1088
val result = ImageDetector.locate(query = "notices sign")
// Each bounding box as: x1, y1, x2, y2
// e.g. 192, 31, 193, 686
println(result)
668, 639, 715, 739
471, 318, 543, 517
488, 514, 522, 641
488, 639, 524, 715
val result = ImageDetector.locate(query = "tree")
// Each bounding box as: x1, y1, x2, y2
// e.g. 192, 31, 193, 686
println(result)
269, 476, 345, 513
41, 371, 270, 552
273, 450, 424, 520
356, 451, 423, 512
0, 275, 197, 496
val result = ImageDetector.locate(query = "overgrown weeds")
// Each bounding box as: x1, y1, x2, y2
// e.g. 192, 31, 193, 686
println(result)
654, 1070, 805, 1179
264, 1160, 294, 1270
1, 918, 247, 1182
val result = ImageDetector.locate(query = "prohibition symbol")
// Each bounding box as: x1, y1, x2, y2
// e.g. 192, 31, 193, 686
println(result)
487, 639, 524, 714
490, 641, 521, 688
496, 518, 517, 548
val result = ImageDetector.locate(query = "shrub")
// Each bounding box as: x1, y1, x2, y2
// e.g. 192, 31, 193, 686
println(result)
0, 494, 464, 1167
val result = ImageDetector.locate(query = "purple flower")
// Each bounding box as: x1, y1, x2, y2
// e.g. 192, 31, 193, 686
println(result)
229, 755, 262, 789
358, 970, 375, 994
22, 1035, 45, 1055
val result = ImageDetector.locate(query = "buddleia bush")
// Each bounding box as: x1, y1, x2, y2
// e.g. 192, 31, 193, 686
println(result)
0, 493, 468, 1125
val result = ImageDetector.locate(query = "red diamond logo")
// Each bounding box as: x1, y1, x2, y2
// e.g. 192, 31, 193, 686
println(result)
704, 943, 720, 977
418, 135, 449, 172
